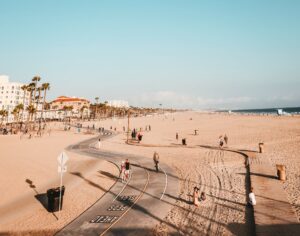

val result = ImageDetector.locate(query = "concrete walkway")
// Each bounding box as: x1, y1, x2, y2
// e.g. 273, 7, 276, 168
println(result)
248, 152, 300, 236
55, 132, 179, 236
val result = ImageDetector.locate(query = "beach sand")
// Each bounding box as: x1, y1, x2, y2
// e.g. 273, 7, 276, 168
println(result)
83, 111, 300, 235
1, 112, 299, 235
0, 126, 119, 236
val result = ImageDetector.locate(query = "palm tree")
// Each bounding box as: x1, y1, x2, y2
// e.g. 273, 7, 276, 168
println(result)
0, 110, 6, 126
26, 104, 36, 122
13, 104, 24, 123
32, 76, 41, 110
21, 85, 28, 122
33, 86, 42, 121
0, 109, 8, 125
95, 97, 99, 119
27, 83, 36, 106
80, 105, 88, 120
12, 108, 19, 123
62, 105, 73, 123
41, 83, 50, 120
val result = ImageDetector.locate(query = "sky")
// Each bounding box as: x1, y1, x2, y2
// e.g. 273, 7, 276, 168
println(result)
0, 0, 299, 110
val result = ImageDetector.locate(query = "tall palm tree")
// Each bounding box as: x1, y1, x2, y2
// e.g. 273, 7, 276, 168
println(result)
35, 86, 42, 120
27, 83, 36, 106
41, 83, 50, 120
32, 76, 41, 110
21, 85, 28, 122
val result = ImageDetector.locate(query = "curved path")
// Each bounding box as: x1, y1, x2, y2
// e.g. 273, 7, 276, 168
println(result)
55, 131, 179, 236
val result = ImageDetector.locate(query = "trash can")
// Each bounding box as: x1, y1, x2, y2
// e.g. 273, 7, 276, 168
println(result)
259, 143, 264, 153
182, 138, 186, 145
276, 165, 286, 181
47, 186, 65, 212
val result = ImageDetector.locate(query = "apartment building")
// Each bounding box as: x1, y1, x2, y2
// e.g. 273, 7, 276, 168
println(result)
0, 75, 30, 122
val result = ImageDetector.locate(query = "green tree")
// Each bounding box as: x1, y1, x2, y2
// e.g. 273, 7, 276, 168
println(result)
41, 83, 50, 120
0, 109, 8, 125
26, 104, 36, 122
32, 76, 41, 110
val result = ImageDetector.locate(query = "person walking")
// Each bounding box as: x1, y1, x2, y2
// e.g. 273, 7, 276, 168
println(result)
98, 138, 102, 149
120, 161, 126, 183
193, 187, 200, 206
248, 187, 256, 207
153, 151, 160, 172
125, 159, 131, 181
219, 135, 224, 148
137, 133, 143, 142
224, 134, 228, 146
176, 132, 179, 141
201, 192, 206, 201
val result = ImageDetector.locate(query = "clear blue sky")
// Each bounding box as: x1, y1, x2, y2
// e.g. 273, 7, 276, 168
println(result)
1, 0, 299, 109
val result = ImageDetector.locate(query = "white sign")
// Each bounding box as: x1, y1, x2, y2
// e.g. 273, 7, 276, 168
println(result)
58, 166, 67, 173
57, 152, 68, 166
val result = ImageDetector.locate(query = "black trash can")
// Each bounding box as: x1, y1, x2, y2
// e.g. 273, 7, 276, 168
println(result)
47, 186, 65, 212
182, 138, 186, 145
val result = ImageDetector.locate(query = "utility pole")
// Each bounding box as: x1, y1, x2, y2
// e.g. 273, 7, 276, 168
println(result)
127, 109, 130, 143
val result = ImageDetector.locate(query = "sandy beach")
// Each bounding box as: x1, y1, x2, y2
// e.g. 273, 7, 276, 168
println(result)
83, 111, 300, 235
0, 124, 119, 236
0, 112, 299, 235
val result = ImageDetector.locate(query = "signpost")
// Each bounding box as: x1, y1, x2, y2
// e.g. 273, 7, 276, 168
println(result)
57, 151, 68, 216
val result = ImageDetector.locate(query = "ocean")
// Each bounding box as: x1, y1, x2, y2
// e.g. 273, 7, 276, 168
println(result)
228, 107, 300, 115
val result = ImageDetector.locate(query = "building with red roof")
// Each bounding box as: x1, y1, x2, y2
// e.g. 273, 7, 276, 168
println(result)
50, 96, 90, 117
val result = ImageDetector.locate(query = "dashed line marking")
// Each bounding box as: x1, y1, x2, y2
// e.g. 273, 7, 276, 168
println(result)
100, 166, 150, 236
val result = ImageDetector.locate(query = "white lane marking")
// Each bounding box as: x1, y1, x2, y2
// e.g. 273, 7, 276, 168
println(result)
159, 166, 168, 200
112, 169, 132, 202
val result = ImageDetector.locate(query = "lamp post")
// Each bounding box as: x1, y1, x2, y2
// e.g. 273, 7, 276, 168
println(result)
127, 109, 130, 143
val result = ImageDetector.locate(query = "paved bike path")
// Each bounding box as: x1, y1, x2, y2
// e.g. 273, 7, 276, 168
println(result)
55, 133, 179, 236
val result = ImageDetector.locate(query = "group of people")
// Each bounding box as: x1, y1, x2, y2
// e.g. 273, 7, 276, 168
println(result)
193, 187, 206, 206
119, 152, 160, 184
193, 185, 256, 207
131, 128, 143, 142
218, 134, 228, 148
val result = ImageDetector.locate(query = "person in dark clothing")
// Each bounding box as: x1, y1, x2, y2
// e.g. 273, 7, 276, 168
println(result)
224, 134, 228, 146
125, 159, 131, 180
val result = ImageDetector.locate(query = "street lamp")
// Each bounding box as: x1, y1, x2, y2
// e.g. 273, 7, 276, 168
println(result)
126, 109, 130, 143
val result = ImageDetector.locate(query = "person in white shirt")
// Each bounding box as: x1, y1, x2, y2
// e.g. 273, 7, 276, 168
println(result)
248, 187, 256, 206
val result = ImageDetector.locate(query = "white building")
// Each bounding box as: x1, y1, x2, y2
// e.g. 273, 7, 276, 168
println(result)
107, 100, 129, 108
0, 75, 30, 123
